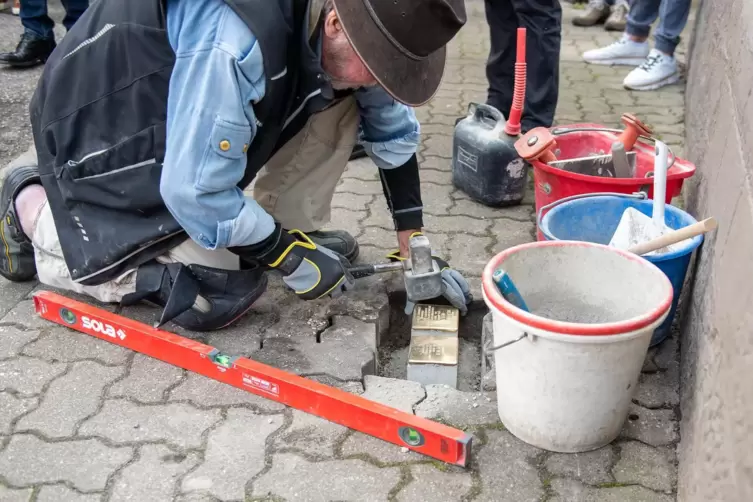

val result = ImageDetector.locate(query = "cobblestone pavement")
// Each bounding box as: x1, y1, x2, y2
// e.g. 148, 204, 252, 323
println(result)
1, 1, 693, 500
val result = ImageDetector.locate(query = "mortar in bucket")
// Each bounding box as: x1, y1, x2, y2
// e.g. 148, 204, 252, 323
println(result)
537, 192, 703, 347
481, 241, 673, 453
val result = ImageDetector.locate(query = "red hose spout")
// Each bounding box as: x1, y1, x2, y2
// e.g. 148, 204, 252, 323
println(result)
504, 28, 526, 136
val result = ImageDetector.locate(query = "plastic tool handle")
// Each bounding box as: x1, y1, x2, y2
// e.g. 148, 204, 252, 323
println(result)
628, 217, 718, 255
504, 28, 527, 136
652, 140, 669, 227
492, 268, 530, 312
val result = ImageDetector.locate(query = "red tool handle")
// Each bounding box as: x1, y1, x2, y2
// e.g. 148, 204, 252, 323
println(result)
504, 28, 527, 136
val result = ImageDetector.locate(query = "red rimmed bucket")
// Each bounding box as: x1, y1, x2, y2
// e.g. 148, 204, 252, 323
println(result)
532, 123, 696, 240
481, 241, 673, 452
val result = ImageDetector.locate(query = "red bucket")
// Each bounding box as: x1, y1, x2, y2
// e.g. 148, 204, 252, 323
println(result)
531, 123, 695, 240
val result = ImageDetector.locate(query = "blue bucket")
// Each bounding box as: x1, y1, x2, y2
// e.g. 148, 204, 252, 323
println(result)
538, 192, 703, 347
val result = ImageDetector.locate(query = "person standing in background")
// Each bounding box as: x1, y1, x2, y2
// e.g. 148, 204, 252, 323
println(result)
0, 0, 89, 68
483, 0, 562, 133
573, 0, 630, 31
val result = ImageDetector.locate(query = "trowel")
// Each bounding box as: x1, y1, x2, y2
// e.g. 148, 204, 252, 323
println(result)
548, 144, 636, 178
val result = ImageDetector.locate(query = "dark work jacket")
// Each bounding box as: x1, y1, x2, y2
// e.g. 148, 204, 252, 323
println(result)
29, 0, 339, 286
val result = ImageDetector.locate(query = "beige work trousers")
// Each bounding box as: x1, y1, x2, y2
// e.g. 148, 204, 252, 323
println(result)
31, 97, 360, 303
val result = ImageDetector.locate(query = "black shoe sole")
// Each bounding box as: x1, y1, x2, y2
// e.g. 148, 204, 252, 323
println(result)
0, 56, 48, 68
0, 166, 41, 282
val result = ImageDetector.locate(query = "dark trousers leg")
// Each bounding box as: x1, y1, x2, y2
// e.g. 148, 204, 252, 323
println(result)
61, 0, 89, 32
484, 0, 562, 132
20, 0, 55, 40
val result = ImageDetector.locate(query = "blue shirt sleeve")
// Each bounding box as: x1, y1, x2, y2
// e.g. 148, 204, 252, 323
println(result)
160, 0, 275, 250
354, 86, 421, 170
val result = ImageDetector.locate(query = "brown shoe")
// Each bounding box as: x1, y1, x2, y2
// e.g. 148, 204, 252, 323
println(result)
572, 3, 610, 27
605, 4, 629, 31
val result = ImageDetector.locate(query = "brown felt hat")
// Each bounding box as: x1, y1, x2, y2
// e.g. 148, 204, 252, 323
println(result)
332, 0, 467, 106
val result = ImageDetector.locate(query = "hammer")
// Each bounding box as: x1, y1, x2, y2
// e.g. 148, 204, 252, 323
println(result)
347, 234, 443, 303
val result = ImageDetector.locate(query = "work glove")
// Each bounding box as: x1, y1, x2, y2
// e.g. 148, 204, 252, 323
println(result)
387, 244, 473, 316
230, 224, 354, 301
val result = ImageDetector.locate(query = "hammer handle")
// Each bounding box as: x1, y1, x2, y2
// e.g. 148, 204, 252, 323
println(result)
628, 217, 717, 255
347, 261, 404, 279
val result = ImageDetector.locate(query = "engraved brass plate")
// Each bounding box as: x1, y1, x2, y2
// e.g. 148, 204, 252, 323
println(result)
408, 335, 459, 365
411, 304, 460, 332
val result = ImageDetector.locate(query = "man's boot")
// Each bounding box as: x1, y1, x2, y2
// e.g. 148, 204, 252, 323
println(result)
307, 230, 359, 262
604, 3, 629, 31
0, 166, 40, 282
572, 1, 610, 27
121, 261, 269, 331
0, 32, 56, 68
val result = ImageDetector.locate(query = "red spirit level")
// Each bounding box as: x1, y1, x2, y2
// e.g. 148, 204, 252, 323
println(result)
33, 290, 472, 466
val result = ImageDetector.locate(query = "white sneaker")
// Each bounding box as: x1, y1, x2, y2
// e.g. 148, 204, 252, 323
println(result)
582, 35, 650, 66
623, 49, 680, 90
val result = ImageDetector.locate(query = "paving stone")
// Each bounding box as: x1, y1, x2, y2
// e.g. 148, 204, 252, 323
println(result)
450, 196, 532, 222
423, 213, 492, 235
331, 191, 374, 210
420, 182, 455, 215
446, 234, 495, 276
168, 372, 285, 411
251, 453, 400, 501
182, 409, 282, 500
307, 374, 364, 394
0, 434, 132, 491
274, 409, 346, 459
476, 430, 543, 502
340, 431, 426, 464
613, 442, 676, 493
652, 335, 678, 371
0, 281, 36, 320
396, 464, 474, 501
337, 178, 384, 195
22, 327, 130, 365
108, 354, 184, 403
419, 168, 454, 185
0, 485, 33, 502
17, 360, 123, 438
0, 325, 41, 358
490, 218, 536, 251
620, 403, 678, 447
545, 446, 615, 485
79, 399, 222, 449
415, 385, 499, 426
253, 316, 375, 381
111, 444, 200, 502
362, 375, 425, 413
0, 392, 37, 434
37, 485, 101, 502
421, 135, 453, 159
633, 362, 680, 408
325, 276, 389, 344
361, 200, 396, 229
0, 299, 53, 330
0, 356, 67, 395
550, 478, 673, 502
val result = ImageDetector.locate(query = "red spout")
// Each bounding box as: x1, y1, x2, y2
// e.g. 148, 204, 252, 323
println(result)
504, 28, 526, 136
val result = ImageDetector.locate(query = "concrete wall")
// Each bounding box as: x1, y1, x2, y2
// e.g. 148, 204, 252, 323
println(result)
679, 0, 753, 500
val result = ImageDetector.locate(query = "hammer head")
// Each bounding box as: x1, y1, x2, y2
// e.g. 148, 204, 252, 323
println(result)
403, 234, 443, 302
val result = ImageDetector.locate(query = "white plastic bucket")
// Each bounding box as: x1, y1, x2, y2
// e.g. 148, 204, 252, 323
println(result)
481, 241, 673, 453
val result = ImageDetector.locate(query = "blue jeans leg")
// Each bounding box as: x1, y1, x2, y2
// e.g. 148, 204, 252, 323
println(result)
61, 0, 89, 32
20, 0, 55, 40
626, 0, 691, 55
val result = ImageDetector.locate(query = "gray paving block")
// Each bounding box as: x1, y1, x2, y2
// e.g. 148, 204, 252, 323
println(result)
0, 393, 37, 434
0, 486, 33, 502
613, 442, 677, 493
545, 446, 615, 486
0, 281, 36, 320
37, 484, 101, 502
362, 375, 425, 413
396, 464, 474, 501
182, 409, 284, 500
17, 360, 123, 437
0, 325, 41, 358
22, 327, 130, 365
652, 335, 679, 370
0, 434, 132, 491
0, 356, 67, 395
414, 385, 499, 426
0, 299, 54, 330
251, 453, 401, 501
253, 316, 376, 381
634, 362, 680, 408
307, 374, 364, 394
273, 409, 347, 459
168, 372, 285, 411
108, 354, 184, 403
340, 432, 426, 464
324, 275, 389, 346
550, 478, 673, 502
79, 399, 222, 449
620, 403, 679, 447
110, 444, 200, 502
476, 430, 544, 502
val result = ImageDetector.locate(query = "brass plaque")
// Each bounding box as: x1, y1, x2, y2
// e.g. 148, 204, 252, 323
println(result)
411, 304, 460, 332
408, 335, 459, 365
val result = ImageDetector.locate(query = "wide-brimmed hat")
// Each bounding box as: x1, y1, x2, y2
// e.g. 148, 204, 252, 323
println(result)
332, 0, 467, 106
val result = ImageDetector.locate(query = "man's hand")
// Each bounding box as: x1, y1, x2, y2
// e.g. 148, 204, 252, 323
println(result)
230, 225, 354, 301
388, 232, 473, 315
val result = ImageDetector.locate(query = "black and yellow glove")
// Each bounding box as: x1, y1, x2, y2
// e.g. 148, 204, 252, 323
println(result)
230, 223, 354, 301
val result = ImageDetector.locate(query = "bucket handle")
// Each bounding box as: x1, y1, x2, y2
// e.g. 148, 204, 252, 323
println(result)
481, 330, 530, 390
536, 191, 648, 241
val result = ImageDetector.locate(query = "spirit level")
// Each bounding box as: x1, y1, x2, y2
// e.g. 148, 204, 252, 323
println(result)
33, 291, 472, 466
